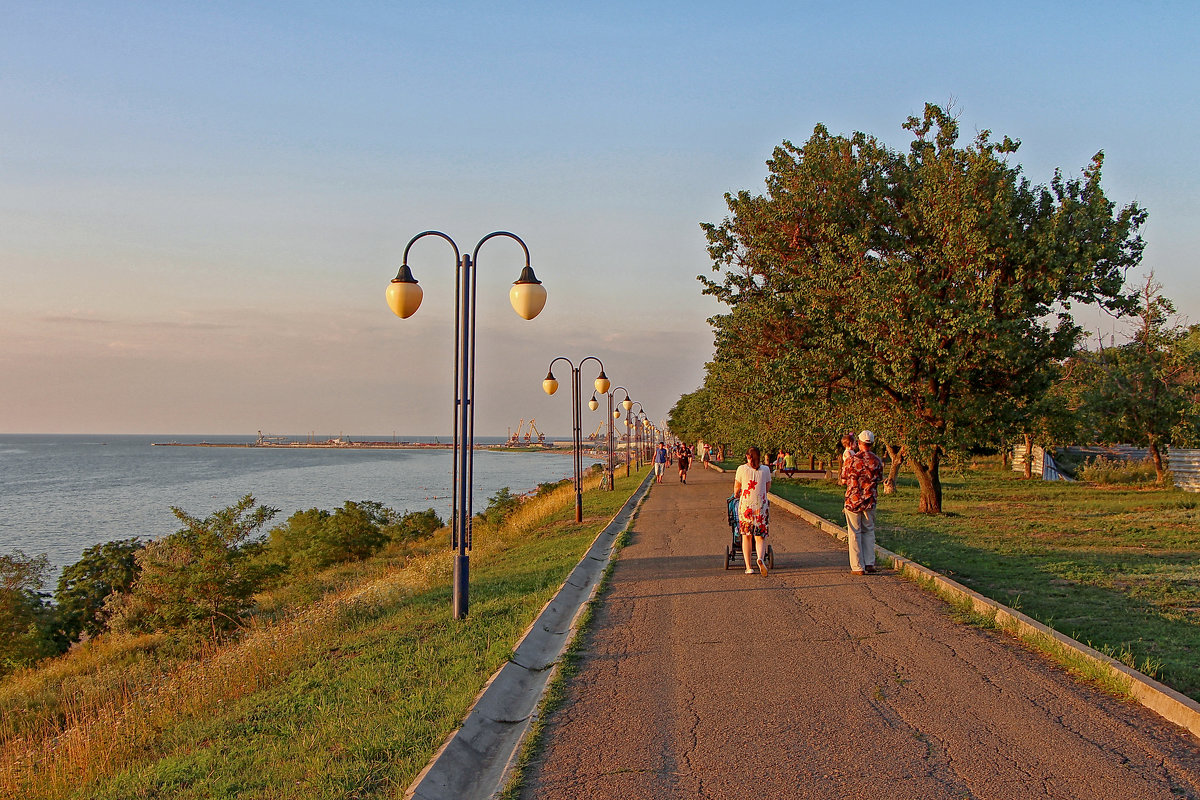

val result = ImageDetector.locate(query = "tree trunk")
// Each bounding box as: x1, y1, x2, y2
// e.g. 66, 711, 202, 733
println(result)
909, 446, 943, 514
1149, 440, 1166, 485
1002, 447, 1010, 471
1022, 433, 1033, 479
883, 444, 905, 495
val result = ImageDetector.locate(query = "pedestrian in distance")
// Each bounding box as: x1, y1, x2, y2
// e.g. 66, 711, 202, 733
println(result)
733, 446, 772, 576
843, 430, 884, 575
678, 447, 690, 484
654, 442, 668, 484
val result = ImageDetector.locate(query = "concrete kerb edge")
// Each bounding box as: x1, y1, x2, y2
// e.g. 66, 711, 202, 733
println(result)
405, 470, 655, 800
491, 471, 655, 796
767, 490, 1200, 741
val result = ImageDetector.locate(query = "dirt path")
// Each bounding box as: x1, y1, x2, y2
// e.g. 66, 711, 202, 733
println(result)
518, 464, 1200, 799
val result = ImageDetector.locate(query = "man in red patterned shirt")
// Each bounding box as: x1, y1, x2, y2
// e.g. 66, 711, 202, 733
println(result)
843, 430, 884, 575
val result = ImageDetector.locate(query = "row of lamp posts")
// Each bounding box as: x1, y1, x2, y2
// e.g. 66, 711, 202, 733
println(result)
386, 230, 651, 620
542, 357, 609, 524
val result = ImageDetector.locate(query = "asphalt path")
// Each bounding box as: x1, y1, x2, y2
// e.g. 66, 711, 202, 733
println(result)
519, 463, 1200, 799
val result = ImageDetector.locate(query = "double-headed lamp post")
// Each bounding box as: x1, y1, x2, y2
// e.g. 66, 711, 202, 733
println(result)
640, 412, 657, 465
627, 402, 645, 470
544, 357, 609, 522
595, 386, 632, 488
386, 230, 547, 621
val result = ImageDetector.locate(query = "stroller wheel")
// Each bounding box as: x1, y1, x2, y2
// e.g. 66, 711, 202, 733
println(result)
767, 545, 775, 569
725, 545, 732, 570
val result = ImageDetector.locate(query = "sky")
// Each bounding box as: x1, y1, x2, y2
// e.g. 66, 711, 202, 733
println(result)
2, 1, 1197, 437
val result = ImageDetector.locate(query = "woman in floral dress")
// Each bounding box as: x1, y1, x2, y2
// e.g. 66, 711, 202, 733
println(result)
733, 446, 772, 576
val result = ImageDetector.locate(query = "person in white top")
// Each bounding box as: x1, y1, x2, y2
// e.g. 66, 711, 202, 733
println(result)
733, 446, 773, 576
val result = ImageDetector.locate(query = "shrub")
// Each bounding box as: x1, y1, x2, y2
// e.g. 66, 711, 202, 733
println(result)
110, 495, 278, 637
476, 487, 522, 526
54, 537, 144, 645
266, 500, 398, 573
0, 550, 56, 674
383, 508, 444, 545
1078, 456, 1162, 486
536, 479, 569, 496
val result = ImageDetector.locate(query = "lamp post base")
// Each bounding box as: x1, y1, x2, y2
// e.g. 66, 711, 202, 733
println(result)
453, 553, 470, 619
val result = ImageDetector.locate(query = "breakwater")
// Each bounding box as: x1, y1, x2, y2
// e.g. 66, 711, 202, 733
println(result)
152, 440, 458, 449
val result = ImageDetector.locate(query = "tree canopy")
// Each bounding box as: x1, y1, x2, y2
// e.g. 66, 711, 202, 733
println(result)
1075, 275, 1200, 482
693, 103, 1146, 511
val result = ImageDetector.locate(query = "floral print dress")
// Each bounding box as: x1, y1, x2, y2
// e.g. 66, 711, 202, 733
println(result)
735, 463, 772, 536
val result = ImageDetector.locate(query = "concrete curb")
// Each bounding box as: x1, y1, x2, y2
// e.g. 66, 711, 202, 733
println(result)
405, 471, 655, 800
768, 490, 1200, 740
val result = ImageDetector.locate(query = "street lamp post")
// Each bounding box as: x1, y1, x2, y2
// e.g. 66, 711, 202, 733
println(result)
544, 357, 610, 522
627, 402, 645, 470
386, 230, 547, 621
642, 415, 656, 464
604, 386, 632, 488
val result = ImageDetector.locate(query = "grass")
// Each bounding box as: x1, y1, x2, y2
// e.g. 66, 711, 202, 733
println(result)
770, 463, 1200, 700
0, 468, 651, 800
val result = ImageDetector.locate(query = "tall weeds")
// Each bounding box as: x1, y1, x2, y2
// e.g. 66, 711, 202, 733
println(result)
1077, 456, 1163, 486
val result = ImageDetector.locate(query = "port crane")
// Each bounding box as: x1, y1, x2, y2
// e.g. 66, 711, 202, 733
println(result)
507, 419, 525, 447
586, 422, 605, 441
526, 419, 546, 445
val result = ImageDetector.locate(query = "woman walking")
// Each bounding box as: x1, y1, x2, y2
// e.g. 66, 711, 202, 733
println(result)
678, 446, 690, 484
733, 446, 772, 576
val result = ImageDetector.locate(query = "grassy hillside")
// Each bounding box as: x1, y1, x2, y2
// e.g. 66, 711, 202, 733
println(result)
0, 468, 650, 799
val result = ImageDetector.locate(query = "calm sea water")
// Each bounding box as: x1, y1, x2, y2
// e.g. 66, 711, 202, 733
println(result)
0, 434, 598, 576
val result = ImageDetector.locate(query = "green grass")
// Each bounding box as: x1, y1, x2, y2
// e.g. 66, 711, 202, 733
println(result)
770, 465, 1200, 700
2, 469, 651, 800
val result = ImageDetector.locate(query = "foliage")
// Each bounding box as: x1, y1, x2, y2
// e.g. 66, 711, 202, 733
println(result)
53, 538, 144, 647
667, 387, 720, 447
383, 507, 444, 545
476, 487, 522, 527
1077, 456, 1161, 486
1076, 275, 1200, 483
266, 501, 392, 573
535, 479, 569, 496
697, 103, 1146, 512
110, 495, 278, 637
0, 551, 56, 675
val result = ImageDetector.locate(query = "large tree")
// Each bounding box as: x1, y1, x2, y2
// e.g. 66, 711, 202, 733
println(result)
700, 104, 1145, 512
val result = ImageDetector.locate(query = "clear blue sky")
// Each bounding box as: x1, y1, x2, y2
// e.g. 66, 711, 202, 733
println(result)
3, 1, 1196, 436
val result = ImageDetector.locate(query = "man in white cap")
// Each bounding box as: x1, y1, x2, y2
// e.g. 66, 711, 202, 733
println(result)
843, 430, 884, 575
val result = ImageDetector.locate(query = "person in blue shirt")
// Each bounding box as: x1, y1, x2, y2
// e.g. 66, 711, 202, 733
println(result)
654, 442, 668, 484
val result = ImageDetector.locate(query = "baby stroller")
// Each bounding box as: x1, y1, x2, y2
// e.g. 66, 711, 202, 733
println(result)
725, 494, 775, 570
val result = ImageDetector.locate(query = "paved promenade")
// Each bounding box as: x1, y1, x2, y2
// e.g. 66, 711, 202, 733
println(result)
519, 465, 1200, 799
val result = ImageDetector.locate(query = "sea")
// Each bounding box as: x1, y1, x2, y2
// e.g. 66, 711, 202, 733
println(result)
0, 434, 599, 578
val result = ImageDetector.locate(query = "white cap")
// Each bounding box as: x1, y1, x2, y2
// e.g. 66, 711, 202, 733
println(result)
857, 430, 875, 444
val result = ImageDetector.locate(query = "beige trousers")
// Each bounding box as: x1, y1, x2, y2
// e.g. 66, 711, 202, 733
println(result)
844, 507, 876, 571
